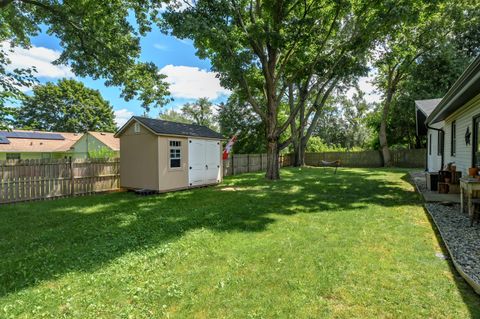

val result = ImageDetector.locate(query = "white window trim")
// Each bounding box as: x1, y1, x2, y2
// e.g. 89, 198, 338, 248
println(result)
168, 140, 182, 169
134, 122, 141, 134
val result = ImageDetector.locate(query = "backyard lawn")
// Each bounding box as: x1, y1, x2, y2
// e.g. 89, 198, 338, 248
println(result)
1, 167, 480, 318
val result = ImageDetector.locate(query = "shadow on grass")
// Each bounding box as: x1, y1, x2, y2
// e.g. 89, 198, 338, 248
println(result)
0, 167, 477, 316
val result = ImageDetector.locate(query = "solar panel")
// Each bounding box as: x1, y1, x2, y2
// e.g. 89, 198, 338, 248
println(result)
0, 131, 65, 140
0, 136, 10, 144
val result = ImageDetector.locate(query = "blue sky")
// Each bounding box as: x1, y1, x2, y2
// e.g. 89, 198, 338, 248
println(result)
7, 23, 379, 128
8, 24, 230, 127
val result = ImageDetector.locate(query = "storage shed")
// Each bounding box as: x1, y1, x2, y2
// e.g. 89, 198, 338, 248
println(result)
115, 116, 225, 192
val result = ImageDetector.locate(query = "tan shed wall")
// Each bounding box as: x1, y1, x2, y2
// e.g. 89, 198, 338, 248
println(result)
157, 136, 189, 191
119, 122, 159, 190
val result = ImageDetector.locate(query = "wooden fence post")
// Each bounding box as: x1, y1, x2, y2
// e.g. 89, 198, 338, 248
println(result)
231, 154, 235, 176
247, 154, 250, 173
70, 158, 75, 196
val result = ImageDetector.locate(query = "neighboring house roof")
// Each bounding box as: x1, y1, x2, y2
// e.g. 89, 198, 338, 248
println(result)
0, 130, 82, 153
87, 132, 120, 151
115, 116, 225, 140
415, 98, 442, 117
428, 54, 480, 124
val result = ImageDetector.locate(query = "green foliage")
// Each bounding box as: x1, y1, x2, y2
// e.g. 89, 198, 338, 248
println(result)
180, 97, 217, 130
313, 89, 373, 150
158, 109, 192, 124
159, 98, 218, 130
371, 0, 479, 159
218, 93, 267, 154
306, 136, 347, 152
1, 168, 480, 317
15, 79, 117, 133
0, 0, 169, 112
88, 147, 118, 159
368, 42, 476, 150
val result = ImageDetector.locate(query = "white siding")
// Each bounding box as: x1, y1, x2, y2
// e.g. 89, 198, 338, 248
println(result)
427, 122, 444, 172
443, 93, 480, 176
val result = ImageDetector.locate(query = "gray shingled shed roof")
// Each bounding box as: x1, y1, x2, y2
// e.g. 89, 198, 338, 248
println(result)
130, 116, 225, 139
414, 98, 442, 117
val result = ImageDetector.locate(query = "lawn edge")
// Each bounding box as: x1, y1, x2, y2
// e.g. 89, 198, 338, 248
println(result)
409, 172, 480, 295
424, 205, 480, 295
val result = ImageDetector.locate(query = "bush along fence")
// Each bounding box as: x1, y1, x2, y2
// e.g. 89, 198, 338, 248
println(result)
304, 148, 426, 168
223, 154, 292, 176
0, 158, 120, 204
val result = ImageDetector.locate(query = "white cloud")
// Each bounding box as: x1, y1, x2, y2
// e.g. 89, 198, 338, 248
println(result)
2, 42, 74, 79
114, 108, 134, 127
153, 43, 168, 51
159, 64, 231, 100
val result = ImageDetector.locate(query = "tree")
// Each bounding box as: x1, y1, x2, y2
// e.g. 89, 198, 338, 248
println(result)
158, 109, 192, 124
312, 89, 372, 150
15, 79, 116, 132
162, 0, 401, 179
372, 0, 474, 165
0, 0, 169, 118
181, 97, 217, 130
218, 93, 267, 154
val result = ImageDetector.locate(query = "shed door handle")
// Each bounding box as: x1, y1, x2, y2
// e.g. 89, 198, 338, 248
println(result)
206, 164, 208, 169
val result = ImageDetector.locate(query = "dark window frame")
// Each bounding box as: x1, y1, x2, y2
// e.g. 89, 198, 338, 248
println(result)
472, 114, 480, 167
429, 134, 432, 155
451, 121, 456, 157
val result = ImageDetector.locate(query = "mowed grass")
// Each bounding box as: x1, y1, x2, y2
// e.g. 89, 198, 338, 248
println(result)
1, 167, 479, 318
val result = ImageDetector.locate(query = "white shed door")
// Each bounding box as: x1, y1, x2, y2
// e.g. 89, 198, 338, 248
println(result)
188, 138, 221, 186
188, 139, 206, 186
205, 140, 221, 183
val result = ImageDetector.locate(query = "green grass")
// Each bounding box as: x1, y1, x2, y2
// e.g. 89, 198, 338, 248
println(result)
1, 167, 479, 318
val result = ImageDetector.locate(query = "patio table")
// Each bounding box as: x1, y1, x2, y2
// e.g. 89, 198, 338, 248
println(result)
460, 178, 480, 222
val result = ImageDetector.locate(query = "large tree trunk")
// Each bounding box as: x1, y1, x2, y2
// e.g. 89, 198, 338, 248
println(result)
292, 142, 305, 167
379, 89, 394, 167
265, 137, 280, 180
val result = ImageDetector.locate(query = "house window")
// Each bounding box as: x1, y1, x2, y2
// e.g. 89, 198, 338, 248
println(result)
437, 131, 443, 156
451, 121, 456, 157
6, 153, 20, 160
169, 140, 181, 168
429, 134, 432, 155
134, 122, 141, 134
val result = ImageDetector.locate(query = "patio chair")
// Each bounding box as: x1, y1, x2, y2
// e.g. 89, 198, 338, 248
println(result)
320, 160, 340, 175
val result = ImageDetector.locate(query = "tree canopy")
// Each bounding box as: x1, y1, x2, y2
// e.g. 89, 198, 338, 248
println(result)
0, 0, 170, 129
162, 0, 406, 179
15, 79, 117, 133
181, 98, 217, 130
371, 0, 478, 165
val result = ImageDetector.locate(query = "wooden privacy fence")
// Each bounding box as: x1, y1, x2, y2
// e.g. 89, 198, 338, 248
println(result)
223, 153, 291, 176
304, 148, 426, 168
0, 158, 120, 204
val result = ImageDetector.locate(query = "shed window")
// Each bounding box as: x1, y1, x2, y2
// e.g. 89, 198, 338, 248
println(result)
169, 140, 181, 168
6, 153, 20, 160
134, 122, 140, 134
451, 121, 456, 157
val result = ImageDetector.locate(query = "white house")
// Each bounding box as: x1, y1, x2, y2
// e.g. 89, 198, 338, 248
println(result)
415, 98, 443, 172
419, 54, 480, 176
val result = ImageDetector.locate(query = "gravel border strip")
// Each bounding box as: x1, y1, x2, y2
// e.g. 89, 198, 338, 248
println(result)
424, 204, 480, 295
409, 172, 480, 294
